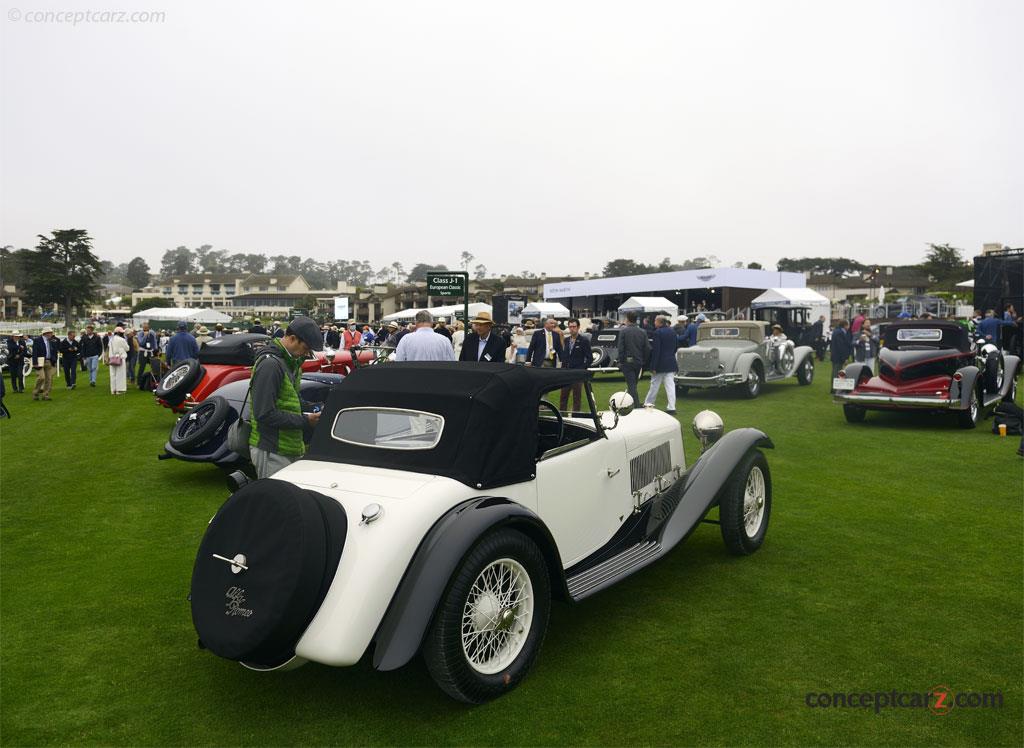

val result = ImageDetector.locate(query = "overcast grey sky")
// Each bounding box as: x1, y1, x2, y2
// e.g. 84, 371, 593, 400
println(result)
2, 0, 1021, 275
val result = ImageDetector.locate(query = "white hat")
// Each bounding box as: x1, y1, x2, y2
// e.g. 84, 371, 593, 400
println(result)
41, 327, 54, 334
678, 315, 689, 322
10, 329, 22, 336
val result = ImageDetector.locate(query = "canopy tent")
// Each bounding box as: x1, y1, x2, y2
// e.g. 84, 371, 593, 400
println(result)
955, 279, 975, 288
617, 296, 679, 318
131, 307, 232, 326
522, 302, 571, 319
750, 288, 830, 309
380, 303, 492, 323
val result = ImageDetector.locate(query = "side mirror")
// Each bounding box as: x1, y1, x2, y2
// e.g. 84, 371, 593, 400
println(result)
605, 391, 634, 431
692, 410, 724, 451
609, 391, 634, 416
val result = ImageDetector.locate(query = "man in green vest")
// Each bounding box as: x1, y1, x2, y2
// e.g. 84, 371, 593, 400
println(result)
249, 316, 323, 479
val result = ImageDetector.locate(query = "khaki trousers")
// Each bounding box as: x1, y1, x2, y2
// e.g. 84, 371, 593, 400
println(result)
32, 361, 55, 398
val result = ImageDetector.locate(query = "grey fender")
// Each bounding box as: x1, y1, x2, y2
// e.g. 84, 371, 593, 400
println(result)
792, 345, 815, 370
951, 365, 980, 407
1000, 355, 1021, 398
371, 496, 564, 672
735, 352, 762, 380
842, 362, 873, 383
659, 427, 773, 550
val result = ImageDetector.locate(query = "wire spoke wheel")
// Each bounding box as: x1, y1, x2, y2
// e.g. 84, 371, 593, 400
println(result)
742, 466, 766, 537
460, 558, 535, 675
163, 364, 190, 390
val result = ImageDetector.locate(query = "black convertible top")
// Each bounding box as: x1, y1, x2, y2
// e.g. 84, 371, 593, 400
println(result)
198, 334, 272, 365
305, 362, 591, 489
880, 320, 971, 353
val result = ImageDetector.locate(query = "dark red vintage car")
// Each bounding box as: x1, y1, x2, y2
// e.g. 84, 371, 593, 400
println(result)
155, 334, 373, 413
833, 320, 1020, 428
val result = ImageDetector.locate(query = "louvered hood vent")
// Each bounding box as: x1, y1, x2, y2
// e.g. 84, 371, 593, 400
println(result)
630, 442, 672, 493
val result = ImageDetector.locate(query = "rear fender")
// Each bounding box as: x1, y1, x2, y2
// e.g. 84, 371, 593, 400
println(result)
371, 497, 564, 672
792, 346, 815, 368
951, 365, 980, 407
659, 428, 773, 550
842, 362, 873, 384
1000, 355, 1021, 398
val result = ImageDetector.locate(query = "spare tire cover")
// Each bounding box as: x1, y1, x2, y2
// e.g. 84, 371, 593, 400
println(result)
191, 479, 347, 667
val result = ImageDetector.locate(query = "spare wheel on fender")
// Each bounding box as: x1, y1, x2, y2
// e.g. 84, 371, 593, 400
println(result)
190, 480, 347, 669
156, 359, 204, 405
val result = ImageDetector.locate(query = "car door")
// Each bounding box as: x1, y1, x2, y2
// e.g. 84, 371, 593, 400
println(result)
534, 435, 630, 568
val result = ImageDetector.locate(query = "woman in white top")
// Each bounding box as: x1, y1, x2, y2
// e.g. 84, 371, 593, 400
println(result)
506, 327, 529, 363
107, 327, 131, 394
451, 322, 466, 360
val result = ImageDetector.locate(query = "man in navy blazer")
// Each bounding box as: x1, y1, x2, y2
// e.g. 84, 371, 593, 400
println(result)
459, 312, 507, 363
643, 316, 679, 414
559, 318, 592, 411
526, 317, 564, 368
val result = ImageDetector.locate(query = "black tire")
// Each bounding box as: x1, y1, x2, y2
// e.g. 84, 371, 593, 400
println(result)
169, 396, 230, 451
155, 358, 203, 406
590, 346, 606, 368
843, 404, 866, 423
675, 384, 690, 396
957, 387, 980, 429
741, 365, 762, 399
422, 529, 551, 704
719, 450, 771, 556
796, 357, 814, 385
983, 354, 1003, 393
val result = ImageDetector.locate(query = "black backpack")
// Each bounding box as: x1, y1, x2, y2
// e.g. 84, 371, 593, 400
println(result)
138, 372, 157, 392
992, 401, 1023, 435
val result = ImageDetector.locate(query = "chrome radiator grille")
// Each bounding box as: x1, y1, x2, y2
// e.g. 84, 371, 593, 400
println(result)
677, 348, 718, 373
630, 442, 672, 493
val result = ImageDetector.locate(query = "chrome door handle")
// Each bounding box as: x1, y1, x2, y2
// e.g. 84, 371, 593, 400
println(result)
607, 468, 620, 477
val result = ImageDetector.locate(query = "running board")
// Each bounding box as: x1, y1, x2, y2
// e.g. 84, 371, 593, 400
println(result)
566, 540, 662, 601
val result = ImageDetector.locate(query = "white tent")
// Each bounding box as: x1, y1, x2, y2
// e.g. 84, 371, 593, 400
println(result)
618, 296, 679, 318
955, 279, 975, 288
523, 302, 571, 319
750, 288, 831, 321
131, 307, 232, 325
380, 303, 492, 323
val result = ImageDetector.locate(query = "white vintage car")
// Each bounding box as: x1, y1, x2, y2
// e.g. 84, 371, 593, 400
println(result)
190, 363, 774, 703
675, 320, 816, 397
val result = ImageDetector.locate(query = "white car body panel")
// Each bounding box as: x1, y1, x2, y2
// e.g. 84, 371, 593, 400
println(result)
275, 408, 685, 667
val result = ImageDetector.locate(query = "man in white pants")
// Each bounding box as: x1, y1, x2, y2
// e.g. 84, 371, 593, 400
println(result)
643, 315, 679, 415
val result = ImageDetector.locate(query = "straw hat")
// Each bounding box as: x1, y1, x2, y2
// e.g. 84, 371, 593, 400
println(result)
41, 327, 54, 334
10, 329, 22, 336
197, 326, 210, 335
470, 311, 494, 326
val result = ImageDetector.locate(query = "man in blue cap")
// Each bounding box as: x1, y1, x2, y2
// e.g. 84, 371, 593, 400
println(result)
164, 320, 200, 367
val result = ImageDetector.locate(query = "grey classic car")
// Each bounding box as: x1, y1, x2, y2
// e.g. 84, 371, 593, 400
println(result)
675, 320, 815, 397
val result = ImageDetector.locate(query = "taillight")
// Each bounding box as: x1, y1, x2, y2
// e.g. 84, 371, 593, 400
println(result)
953, 372, 963, 382
838, 371, 847, 379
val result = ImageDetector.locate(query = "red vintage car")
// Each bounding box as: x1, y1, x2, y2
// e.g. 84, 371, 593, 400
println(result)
833, 320, 1020, 428
155, 334, 373, 413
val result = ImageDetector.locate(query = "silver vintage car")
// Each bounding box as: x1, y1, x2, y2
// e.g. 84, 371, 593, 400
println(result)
675, 320, 816, 398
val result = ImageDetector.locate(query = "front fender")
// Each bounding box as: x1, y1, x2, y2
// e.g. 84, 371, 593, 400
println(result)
659, 428, 773, 549
843, 362, 873, 383
372, 496, 563, 672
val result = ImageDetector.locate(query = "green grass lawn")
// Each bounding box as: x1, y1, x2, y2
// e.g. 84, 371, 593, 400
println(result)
1, 364, 1022, 746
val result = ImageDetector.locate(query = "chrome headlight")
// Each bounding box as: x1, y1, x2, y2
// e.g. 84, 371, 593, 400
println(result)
692, 410, 724, 450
